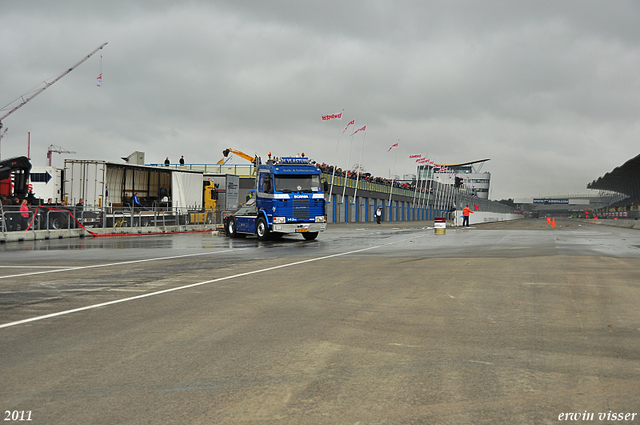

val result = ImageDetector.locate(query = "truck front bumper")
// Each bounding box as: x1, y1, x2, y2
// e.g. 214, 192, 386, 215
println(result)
271, 222, 327, 234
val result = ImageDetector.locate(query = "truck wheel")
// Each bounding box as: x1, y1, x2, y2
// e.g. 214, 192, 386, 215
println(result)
256, 217, 270, 241
50, 217, 62, 230
227, 217, 238, 238
302, 232, 318, 241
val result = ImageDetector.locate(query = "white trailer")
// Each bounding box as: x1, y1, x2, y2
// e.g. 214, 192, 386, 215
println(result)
29, 166, 63, 204
64, 159, 203, 211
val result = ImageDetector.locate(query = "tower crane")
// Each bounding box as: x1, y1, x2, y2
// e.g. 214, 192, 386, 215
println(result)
47, 144, 76, 166
0, 128, 7, 160
0, 42, 108, 131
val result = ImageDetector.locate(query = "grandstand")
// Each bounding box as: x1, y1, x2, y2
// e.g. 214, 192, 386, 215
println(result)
587, 153, 640, 219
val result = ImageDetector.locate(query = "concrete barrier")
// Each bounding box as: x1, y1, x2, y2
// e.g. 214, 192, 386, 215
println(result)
453, 212, 523, 227
0, 224, 219, 243
581, 218, 640, 230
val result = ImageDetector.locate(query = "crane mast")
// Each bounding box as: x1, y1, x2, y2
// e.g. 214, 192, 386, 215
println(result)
47, 144, 76, 166
0, 42, 108, 130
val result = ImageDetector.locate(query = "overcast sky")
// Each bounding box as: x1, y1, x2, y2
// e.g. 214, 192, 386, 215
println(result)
1, 1, 639, 200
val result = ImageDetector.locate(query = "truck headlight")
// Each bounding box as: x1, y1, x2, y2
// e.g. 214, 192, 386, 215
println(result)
315, 216, 326, 223
273, 217, 286, 224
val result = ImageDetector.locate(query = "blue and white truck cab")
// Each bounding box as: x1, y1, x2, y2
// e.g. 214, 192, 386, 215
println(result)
224, 155, 327, 240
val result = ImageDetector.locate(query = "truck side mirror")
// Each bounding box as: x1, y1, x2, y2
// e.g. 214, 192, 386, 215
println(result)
324, 181, 329, 192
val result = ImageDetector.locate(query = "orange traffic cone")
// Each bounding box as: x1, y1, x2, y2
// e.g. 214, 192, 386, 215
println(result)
551, 218, 556, 227
546, 217, 551, 225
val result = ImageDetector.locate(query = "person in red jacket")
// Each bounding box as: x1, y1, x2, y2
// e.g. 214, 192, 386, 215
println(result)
462, 204, 474, 227
20, 199, 30, 230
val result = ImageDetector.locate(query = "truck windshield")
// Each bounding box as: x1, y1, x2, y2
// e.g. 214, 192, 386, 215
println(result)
274, 175, 321, 193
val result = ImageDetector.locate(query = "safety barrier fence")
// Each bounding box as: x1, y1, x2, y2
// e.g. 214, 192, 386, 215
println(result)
322, 172, 518, 223
0, 205, 216, 234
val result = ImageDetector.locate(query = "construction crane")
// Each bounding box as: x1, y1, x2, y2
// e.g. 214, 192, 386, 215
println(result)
47, 144, 76, 166
0, 128, 7, 160
0, 42, 108, 131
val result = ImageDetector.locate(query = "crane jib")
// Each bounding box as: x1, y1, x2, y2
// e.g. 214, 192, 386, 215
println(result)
0, 42, 108, 126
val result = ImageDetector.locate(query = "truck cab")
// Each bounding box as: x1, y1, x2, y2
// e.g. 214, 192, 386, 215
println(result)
225, 156, 327, 240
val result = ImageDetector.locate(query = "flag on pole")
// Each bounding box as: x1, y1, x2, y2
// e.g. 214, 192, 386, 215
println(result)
321, 112, 343, 121
342, 119, 355, 134
350, 125, 366, 136
474, 204, 479, 211
387, 142, 399, 152
409, 154, 422, 159
96, 74, 102, 87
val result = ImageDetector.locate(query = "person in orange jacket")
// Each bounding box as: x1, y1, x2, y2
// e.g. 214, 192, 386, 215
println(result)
462, 204, 474, 227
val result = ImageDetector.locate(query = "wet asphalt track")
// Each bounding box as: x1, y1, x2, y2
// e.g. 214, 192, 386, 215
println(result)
1, 218, 640, 424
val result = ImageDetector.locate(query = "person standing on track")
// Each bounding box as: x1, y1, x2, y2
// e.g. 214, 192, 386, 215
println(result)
462, 204, 474, 227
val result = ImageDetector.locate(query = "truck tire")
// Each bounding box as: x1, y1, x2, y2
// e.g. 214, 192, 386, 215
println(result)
256, 217, 270, 241
226, 217, 238, 238
302, 232, 318, 241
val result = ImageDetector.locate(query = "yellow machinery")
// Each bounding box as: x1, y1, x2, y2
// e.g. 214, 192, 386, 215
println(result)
216, 148, 257, 165
190, 182, 218, 224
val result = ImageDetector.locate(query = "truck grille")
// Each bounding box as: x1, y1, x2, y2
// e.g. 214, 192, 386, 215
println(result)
292, 199, 309, 219
278, 198, 323, 221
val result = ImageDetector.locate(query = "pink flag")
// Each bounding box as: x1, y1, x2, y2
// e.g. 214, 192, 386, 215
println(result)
321, 112, 343, 121
350, 125, 366, 136
97, 74, 102, 87
342, 119, 355, 134
387, 142, 399, 152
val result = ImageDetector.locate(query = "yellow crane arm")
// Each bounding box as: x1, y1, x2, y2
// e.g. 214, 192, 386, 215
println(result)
222, 149, 256, 163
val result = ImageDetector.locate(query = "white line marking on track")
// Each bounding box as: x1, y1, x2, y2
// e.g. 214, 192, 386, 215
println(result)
0, 235, 422, 330
0, 265, 78, 269
0, 249, 248, 280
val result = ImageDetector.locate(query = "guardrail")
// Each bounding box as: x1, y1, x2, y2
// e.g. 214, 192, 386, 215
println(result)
321, 172, 517, 215
147, 163, 256, 177
0, 205, 217, 235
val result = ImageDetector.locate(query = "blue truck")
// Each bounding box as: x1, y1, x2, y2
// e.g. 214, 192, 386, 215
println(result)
223, 155, 327, 240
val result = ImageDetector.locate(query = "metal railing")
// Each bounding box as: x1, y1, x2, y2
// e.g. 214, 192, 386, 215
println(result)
322, 172, 518, 216
147, 163, 256, 177
0, 204, 217, 234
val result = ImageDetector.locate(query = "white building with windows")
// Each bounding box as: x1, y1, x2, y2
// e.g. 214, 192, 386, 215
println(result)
418, 159, 492, 199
